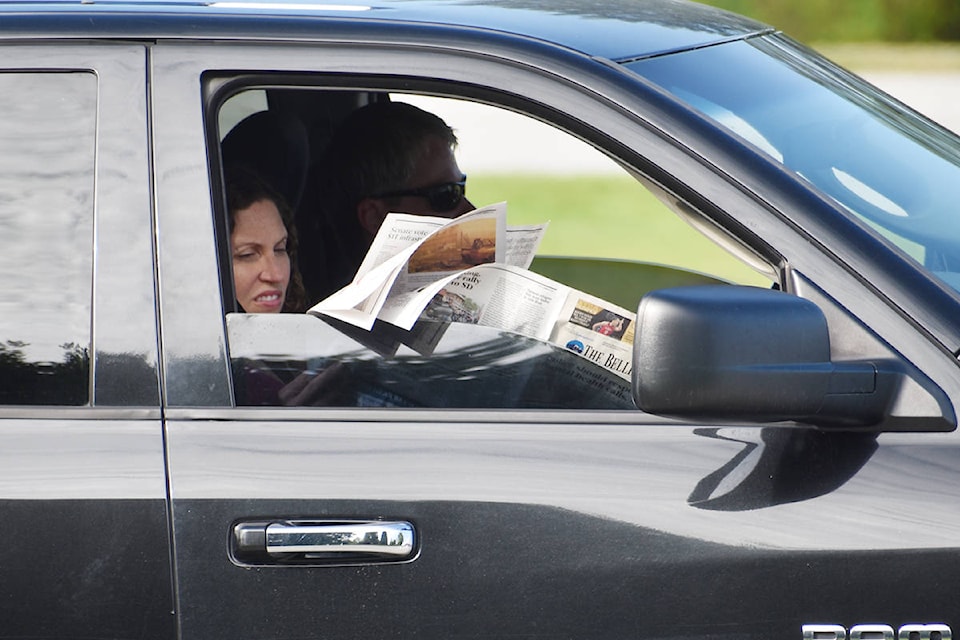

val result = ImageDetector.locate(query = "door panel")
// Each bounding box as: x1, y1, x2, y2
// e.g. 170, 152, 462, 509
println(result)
0, 419, 171, 637
152, 40, 960, 639
0, 44, 171, 638
166, 419, 960, 638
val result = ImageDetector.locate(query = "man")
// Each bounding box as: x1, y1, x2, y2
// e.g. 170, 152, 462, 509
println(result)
309, 101, 474, 299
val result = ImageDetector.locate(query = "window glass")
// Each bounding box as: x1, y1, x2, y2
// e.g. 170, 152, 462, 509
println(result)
216, 86, 771, 409
629, 35, 960, 294
0, 73, 95, 405
228, 314, 635, 408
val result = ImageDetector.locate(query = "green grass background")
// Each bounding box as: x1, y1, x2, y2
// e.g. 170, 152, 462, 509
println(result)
468, 174, 768, 286
818, 42, 960, 71
696, 1, 960, 44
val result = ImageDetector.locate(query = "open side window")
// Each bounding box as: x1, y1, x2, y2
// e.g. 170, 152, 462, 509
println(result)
207, 78, 773, 410
203, 76, 952, 429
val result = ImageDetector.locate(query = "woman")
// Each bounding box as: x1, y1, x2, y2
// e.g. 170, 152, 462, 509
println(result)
227, 168, 352, 405
226, 167, 307, 313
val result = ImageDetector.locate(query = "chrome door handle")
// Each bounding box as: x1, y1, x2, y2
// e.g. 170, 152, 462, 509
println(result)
232, 520, 417, 565
267, 520, 414, 555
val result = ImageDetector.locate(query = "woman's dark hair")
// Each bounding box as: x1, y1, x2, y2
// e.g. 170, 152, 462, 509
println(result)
225, 166, 308, 312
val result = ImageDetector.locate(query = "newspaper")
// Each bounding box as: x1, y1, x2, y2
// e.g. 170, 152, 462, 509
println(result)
316, 203, 510, 329
309, 202, 635, 380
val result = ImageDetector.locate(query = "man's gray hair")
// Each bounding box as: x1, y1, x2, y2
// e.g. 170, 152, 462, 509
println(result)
321, 100, 458, 214
314, 100, 459, 295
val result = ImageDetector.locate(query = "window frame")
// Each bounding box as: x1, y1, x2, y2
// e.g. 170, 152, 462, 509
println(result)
151, 36, 960, 419
0, 44, 159, 411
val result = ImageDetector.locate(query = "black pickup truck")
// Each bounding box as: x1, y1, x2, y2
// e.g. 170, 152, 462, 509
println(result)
1, 0, 957, 638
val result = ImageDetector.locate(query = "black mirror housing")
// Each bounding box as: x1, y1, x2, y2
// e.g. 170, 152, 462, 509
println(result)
632, 286, 895, 427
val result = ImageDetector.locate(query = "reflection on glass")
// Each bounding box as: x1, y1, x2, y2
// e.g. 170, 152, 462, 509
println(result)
631, 35, 960, 296
227, 314, 635, 409
0, 73, 96, 405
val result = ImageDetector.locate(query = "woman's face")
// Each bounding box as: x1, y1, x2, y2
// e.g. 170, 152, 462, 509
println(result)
231, 198, 291, 313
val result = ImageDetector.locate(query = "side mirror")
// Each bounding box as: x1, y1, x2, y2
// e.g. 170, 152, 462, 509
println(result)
632, 286, 898, 427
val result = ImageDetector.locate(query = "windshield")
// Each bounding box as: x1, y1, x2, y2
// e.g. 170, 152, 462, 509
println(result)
628, 35, 960, 294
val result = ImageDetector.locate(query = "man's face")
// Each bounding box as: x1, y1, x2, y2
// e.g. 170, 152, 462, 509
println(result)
358, 136, 474, 238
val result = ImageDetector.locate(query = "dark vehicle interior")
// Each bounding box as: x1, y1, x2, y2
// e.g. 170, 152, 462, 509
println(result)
207, 78, 729, 411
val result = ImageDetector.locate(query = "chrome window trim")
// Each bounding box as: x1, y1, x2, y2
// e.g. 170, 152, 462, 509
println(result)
0, 406, 162, 420
165, 406, 681, 424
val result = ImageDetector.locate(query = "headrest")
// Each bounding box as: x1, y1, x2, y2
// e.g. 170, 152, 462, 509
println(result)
221, 110, 310, 212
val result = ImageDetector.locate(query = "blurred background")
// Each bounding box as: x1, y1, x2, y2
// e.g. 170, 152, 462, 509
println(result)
699, 0, 960, 131
697, 0, 960, 44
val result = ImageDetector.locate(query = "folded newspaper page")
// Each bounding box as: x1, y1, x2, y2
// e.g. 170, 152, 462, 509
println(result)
308, 202, 635, 380
418, 264, 635, 379
314, 202, 512, 329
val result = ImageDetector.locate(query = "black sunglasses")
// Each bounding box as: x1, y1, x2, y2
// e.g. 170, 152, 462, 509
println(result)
373, 175, 467, 213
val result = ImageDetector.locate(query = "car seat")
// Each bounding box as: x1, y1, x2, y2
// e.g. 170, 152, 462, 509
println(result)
221, 109, 310, 214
